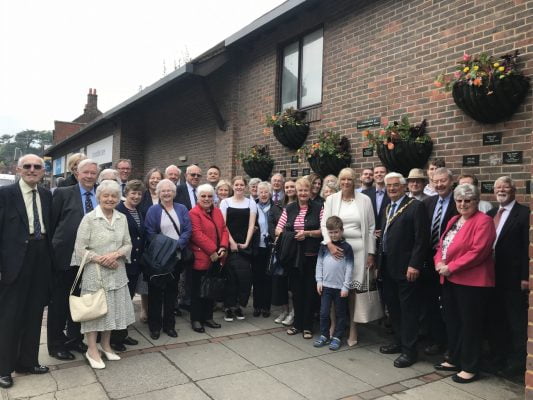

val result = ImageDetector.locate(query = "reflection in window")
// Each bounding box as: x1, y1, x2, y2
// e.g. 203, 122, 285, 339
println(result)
281, 41, 299, 110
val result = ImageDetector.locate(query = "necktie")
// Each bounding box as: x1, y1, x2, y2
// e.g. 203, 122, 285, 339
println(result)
431, 199, 444, 248
274, 192, 279, 203
192, 187, 197, 205
387, 202, 397, 222
85, 192, 94, 214
32, 189, 42, 239
121, 183, 126, 196
493, 207, 505, 230
382, 202, 396, 253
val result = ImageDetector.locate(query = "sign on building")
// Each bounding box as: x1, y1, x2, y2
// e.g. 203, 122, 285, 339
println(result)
87, 136, 113, 165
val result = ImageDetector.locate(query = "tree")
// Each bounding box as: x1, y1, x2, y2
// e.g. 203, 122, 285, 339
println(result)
0, 130, 52, 172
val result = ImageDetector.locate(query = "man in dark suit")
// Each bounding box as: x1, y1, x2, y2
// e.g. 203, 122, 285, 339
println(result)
47, 159, 99, 360
175, 164, 201, 210
487, 176, 529, 376
363, 165, 390, 235
421, 167, 458, 355
378, 172, 429, 368
0, 154, 53, 388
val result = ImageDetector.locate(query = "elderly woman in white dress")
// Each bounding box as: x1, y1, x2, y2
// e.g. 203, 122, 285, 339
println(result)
72, 180, 134, 369
321, 168, 376, 346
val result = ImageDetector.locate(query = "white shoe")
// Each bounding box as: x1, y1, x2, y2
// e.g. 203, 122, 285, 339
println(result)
85, 352, 106, 369
99, 347, 121, 361
281, 311, 294, 326
274, 311, 288, 324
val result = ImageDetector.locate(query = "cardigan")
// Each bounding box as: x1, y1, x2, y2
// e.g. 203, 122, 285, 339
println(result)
189, 204, 229, 270
144, 202, 192, 250
434, 211, 495, 287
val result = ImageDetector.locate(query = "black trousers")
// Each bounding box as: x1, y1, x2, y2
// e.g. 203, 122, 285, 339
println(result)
224, 252, 252, 309
442, 280, 489, 373
488, 287, 527, 368
291, 256, 318, 332
47, 266, 83, 352
190, 269, 214, 322
419, 268, 446, 346
148, 275, 178, 332
0, 239, 51, 375
381, 257, 420, 357
252, 247, 272, 311
111, 273, 139, 344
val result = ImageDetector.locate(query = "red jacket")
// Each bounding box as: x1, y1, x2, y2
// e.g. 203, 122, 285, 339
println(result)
434, 211, 495, 287
189, 204, 229, 270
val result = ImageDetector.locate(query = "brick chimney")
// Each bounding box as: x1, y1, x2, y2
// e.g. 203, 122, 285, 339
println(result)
85, 88, 98, 113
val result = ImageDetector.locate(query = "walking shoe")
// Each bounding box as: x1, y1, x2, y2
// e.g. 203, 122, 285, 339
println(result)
253, 309, 261, 317
329, 337, 341, 351
234, 308, 245, 320
313, 335, 330, 348
274, 311, 288, 324
224, 309, 234, 322
281, 310, 294, 326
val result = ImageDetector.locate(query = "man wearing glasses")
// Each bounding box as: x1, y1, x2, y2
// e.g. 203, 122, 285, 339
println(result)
0, 155, 53, 388
115, 159, 133, 195
175, 164, 202, 210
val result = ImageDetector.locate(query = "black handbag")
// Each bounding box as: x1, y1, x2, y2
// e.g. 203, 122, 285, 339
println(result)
162, 205, 195, 265
200, 262, 227, 300
266, 241, 285, 276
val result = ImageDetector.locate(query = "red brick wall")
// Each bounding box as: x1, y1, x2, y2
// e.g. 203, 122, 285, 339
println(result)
53, 121, 85, 144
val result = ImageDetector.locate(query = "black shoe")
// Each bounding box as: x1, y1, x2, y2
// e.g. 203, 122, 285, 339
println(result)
66, 341, 88, 354
173, 308, 183, 317
424, 343, 445, 356
452, 373, 479, 384
262, 310, 271, 318
15, 365, 49, 374
0, 375, 13, 389
379, 343, 402, 354
191, 321, 205, 333
253, 309, 261, 317
394, 353, 417, 368
163, 328, 178, 338
234, 308, 245, 320
204, 319, 221, 329
224, 309, 234, 322
48, 350, 75, 361
110, 343, 127, 352
150, 330, 160, 340
123, 336, 138, 346
434, 363, 460, 372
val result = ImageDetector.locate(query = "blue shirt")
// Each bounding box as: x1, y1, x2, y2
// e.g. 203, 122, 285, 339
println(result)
315, 241, 353, 291
78, 184, 97, 215
432, 192, 452, 234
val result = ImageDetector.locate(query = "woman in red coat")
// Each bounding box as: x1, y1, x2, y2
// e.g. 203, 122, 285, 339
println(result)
433, 183, 496, 384
189, 184, 229, 333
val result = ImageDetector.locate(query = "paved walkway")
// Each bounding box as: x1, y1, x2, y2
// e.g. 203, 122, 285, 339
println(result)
2, 301, 524, 400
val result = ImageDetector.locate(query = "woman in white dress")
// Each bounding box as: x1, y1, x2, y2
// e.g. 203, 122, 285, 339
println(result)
72, 180, 134, 369
321, 168, 376, 346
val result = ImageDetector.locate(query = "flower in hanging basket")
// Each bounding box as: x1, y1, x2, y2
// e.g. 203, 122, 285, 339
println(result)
297, 131, 351, 161
364, 115, 430, 150
265, 107, 307, 128
236, 144, 274, 164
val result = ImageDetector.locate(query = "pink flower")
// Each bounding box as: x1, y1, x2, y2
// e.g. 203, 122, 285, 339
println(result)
454, 71, 461, 79
463, 53, 471, 62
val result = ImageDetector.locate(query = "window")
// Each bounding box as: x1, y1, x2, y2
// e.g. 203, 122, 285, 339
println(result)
280, 28, 323, 110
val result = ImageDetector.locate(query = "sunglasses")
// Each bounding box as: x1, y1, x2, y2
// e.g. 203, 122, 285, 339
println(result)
189, 173, 202, 178
22, 164, 43, 170
200, 194, 213, 198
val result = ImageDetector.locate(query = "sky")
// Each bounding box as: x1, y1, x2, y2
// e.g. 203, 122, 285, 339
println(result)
0, 0, 286, 136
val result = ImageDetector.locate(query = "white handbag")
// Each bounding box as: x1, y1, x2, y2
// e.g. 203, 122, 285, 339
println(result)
353, 272, 384, 323
69, 252, 108, 322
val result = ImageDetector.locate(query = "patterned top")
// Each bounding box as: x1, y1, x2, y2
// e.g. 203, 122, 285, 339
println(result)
441, 218, 465, 262
71, 206, 132, 291
276, 206, 324, 231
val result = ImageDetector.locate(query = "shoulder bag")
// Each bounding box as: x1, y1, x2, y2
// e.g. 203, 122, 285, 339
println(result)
69, 251, 108, 322
353, 270, 384, 324
199, 215, 227, 300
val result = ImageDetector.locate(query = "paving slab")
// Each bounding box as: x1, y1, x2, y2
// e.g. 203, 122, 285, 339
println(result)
38, 344, 81, 367
205, 319, 260, 337
55, 382, 109, 400
245, 315, 281, 330
134, 320, 210, 345
319, 347, 423, 387
197, 369, 304, 400
399, 378, 425, 389
30, 393, 55, 400
389, 380, 481, 400
95, 352, 188, 399
271, 330, 355, 356
50, 365, 96, 390
444, 374, 523, 400
223, 334, 309, 367
120, 382, 210, 400
264, 358, 373, 400
6, 373, 56, 398
163, 342, 256, 380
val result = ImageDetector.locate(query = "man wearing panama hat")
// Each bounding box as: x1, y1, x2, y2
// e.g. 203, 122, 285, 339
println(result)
406, 169, 429, 201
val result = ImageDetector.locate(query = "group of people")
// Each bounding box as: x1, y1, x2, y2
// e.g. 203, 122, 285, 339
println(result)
0, 153, 528, 388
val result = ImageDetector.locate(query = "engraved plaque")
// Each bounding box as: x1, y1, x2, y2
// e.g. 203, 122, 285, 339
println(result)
481, 181, 494, 194
302, 168, 310, 175
502, 151, 523, 164
290, 169, 298, 177
462, 155, 480, 167
357, 117, 381, 129
362, 148, 374, 157
482, 132, 502, 145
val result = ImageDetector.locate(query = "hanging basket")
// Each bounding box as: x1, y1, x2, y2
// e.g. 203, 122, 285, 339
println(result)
376, 140, 433, 177
308, 154, 351, 178
452, 75, 530, 124
273, 124, 310, 150
242, 159, 274, 181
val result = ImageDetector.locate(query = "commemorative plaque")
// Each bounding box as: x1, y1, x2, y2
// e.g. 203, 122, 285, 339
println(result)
481, 181, 494, 194
362, 148, 374, 157
462, 155, 480, 167
290, 169, 298, 177
356, 117, 381, 129
482, 132, 502, 145
502, 151, 523, 164
302, 168, 310, 175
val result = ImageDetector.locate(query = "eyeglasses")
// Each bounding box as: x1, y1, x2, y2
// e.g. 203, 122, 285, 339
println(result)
189, 173, 202, 178
385, 183, 401, 188
200, 194, 213, 198
22, 164, 43, 170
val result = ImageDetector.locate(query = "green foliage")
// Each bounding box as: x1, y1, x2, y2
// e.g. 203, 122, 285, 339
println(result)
236, 144, 273, 163
265, 108, 307, 128
0, 130, 52, 172
298, 131, 350, 160
363, 116, 429, 150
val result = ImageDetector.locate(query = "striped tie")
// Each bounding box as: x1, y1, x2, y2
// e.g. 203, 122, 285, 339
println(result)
431, 199, 444, 248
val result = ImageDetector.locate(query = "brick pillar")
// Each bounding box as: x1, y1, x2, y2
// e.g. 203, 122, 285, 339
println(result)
526, 163, 533, 398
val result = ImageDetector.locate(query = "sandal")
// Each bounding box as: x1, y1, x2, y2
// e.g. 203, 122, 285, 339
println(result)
303, 330, 313, 339
287, 327, 300, 335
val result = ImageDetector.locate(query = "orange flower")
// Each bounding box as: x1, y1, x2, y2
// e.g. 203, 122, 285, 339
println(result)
387, 142, 395, 150
473, 77, 482, 87
379, 129, 386, 136
433, 81, 443, 88
362, 130, 369, 137
263, 128, 271, 135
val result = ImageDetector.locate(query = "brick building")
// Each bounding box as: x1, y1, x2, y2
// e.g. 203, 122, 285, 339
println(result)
45, 0, 532, 390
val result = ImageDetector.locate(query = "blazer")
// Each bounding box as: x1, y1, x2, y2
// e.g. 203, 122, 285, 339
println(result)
144, 202, 192, 250
0, 182, 53, 284
189, 204, 229, 270
378, 196, 429, 280
423, 193, 458, 266
50, 184, 87, 270
487, 202, 529, 290
57, 174, 77, 188
116, 201, 145, 275
175, 183, 193, 210
139, 190, 157, 219
434, 212, 495, 287
362, 186, 390, 229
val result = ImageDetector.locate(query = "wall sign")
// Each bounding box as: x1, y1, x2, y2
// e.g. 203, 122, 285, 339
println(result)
362, 148, 374, 157
53, 156, 65, 176
502, 151, 523, 164
481, 181, 494, 194
462, 155, 480, 167
87, 135, 113, 165
482, 132, 502, 145
290, 169, 298, 177
302, 168, 310, 176
357, 117, 381, 129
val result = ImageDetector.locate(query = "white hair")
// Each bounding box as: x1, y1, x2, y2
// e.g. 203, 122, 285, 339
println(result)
165, 165, 182, 176
384, 172, 406, 185
197, 183, 214, 196
494, 175, 516, 190
257, 181, 272, 194
96, 180, 121, 200
18, 153, 44, 167
97, 168, 120, 184
156, 178, 177, 196
78, 158, 99, 173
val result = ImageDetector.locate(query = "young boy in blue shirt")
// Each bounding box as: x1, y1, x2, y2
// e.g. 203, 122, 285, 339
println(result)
314, 216, 353, 350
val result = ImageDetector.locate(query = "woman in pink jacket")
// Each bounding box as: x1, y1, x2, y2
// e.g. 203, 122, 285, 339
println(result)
433, 183, 495, 384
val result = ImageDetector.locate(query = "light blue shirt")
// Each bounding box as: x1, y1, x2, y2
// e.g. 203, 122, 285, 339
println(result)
375, 187, 386, 213
432, 192, 452, 234
78, 184, 97, 215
